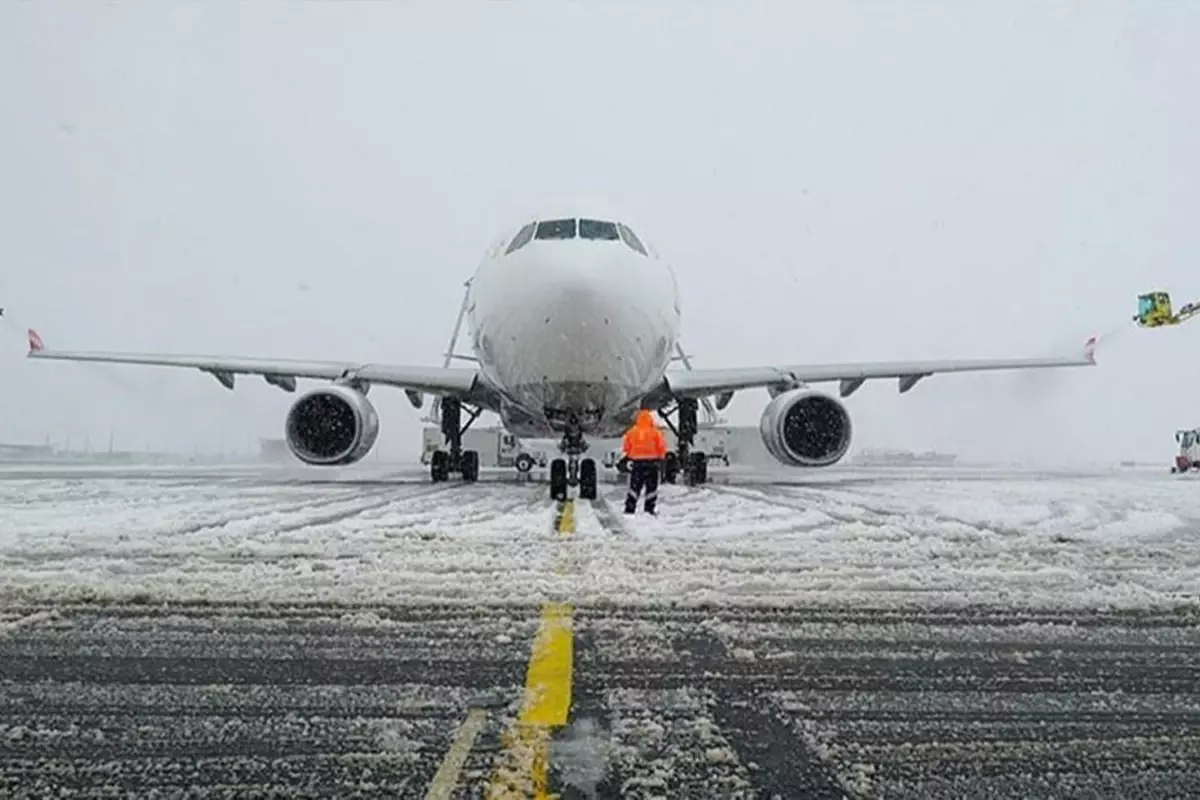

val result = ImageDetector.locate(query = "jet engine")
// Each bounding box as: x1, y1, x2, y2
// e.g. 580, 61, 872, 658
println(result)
284, 384, 380, 466
759, 387, 853, 467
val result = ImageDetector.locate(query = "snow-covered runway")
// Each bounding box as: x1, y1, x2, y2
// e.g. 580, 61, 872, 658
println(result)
2, 462, 1199, 609
2, 462, 1200, 798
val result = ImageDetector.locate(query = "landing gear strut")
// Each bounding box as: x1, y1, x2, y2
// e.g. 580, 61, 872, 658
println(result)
657, 398, 708, 486
429, 397, 481, 483
548, 425, 597, 501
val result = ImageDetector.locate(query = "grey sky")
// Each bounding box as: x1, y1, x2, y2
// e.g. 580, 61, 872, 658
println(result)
2, 1, 1198, 464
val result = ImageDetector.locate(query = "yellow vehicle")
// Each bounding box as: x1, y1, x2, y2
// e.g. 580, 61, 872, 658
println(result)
1134, 291, 1200, 328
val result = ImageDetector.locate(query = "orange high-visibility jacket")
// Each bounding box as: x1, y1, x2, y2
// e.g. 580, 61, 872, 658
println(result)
623, 410, 668, 461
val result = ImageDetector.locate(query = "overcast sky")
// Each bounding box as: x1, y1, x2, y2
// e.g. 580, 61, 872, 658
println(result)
2, 1, 1198, 465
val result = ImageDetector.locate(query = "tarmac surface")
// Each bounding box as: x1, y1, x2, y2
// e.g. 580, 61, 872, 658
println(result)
2, 464, 1200, 798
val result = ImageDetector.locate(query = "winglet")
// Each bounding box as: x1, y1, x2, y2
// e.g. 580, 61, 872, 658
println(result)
27, 328, 44, 355
1084, 335, 1098, 364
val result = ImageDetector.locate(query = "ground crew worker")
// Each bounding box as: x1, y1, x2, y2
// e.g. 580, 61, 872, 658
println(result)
623, 409, 667, 514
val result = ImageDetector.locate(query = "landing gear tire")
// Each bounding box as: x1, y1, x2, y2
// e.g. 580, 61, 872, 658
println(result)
431, 397, 484, 484
431, 450, 450, 482
687, 452, 708, 486
616, 456, 630, 475
579, 458, 597, 500
550, 458, 568, 501
662, 452, 680, 484
657, 398, 698, 485
461, 450, 480, 483
515, 453, 535, 474
551, 427, 591, 501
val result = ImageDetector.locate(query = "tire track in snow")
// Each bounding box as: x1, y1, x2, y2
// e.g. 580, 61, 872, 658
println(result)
765, 481, 1045, 538
0, 479, 559, 606
166, 486, 401, 537
697, 483, 873, 531
0, 483, 462, 567
589, 492, 630, 536
154, 482, 467, 548
705, 482, 1034, 538
752, 478, 1144, 540
270, 482, 461, 535
0, 479, 280, 511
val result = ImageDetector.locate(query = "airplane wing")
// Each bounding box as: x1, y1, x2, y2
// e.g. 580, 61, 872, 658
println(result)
23, 328, 486, 406
661, 336, 1099, 400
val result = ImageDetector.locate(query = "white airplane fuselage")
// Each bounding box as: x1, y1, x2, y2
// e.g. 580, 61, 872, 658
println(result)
465, 218, 682, 440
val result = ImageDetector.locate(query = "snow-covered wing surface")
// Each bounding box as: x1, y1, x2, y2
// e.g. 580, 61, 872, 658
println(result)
663, 337, 1099, 399
24, 330, 480, 397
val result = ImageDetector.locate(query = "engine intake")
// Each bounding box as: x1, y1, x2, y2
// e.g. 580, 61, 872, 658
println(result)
759, 387, 853, 467
284, 384, 380, 466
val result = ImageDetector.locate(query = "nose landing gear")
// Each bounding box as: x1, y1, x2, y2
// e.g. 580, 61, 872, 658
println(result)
549, 427, 598, 501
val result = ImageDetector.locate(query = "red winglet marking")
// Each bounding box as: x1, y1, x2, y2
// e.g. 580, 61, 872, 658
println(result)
27, 328, 45, 354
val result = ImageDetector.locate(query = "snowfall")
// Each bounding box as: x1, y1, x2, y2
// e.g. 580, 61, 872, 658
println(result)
2, 461, 1199, 612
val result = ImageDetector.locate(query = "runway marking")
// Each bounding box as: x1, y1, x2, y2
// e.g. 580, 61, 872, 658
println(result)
590, 491, 629, 536
488, 501, 577, 799
424, 707, 488, 800
553, 499, 575, 538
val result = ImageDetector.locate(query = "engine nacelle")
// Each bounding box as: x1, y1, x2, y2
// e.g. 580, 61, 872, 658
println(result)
759, 387, 853, 467
284, 384, 380, 466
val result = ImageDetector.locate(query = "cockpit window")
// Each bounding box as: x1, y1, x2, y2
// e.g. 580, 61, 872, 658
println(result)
505, 222, 536, 255
616, 222, 648, 256
535, 219, 577, 240
579, 219, 620, 240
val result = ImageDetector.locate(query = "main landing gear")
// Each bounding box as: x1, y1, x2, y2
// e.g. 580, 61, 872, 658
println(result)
429, 397, 481, 483
548, 428, 598, 502
657, 397, 709, 486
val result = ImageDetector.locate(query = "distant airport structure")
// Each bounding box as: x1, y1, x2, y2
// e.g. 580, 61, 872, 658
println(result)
851, 449, 957, 466
0, 432, 255, 465
0, 442, 55, 458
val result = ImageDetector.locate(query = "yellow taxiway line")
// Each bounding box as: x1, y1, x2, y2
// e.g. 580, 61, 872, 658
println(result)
487, 499, 577, 799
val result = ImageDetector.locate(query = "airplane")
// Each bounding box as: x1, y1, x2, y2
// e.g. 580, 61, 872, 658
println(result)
25, 201, 1099, 501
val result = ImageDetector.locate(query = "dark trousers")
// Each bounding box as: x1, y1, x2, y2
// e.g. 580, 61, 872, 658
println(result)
624, 459, 660, 514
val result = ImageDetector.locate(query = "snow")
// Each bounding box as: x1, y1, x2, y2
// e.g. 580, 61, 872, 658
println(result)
2, 464, 1200, 610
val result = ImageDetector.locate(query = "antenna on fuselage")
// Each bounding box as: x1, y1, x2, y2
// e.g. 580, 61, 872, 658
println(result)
425, 278, 475, 425
672, 342, 721, 426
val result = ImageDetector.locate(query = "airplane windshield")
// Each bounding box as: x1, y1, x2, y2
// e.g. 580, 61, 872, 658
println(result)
505, 222, 536, 255
535, 219, 576, 240
616, 222, 648, 256
579, 219, 620, 240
